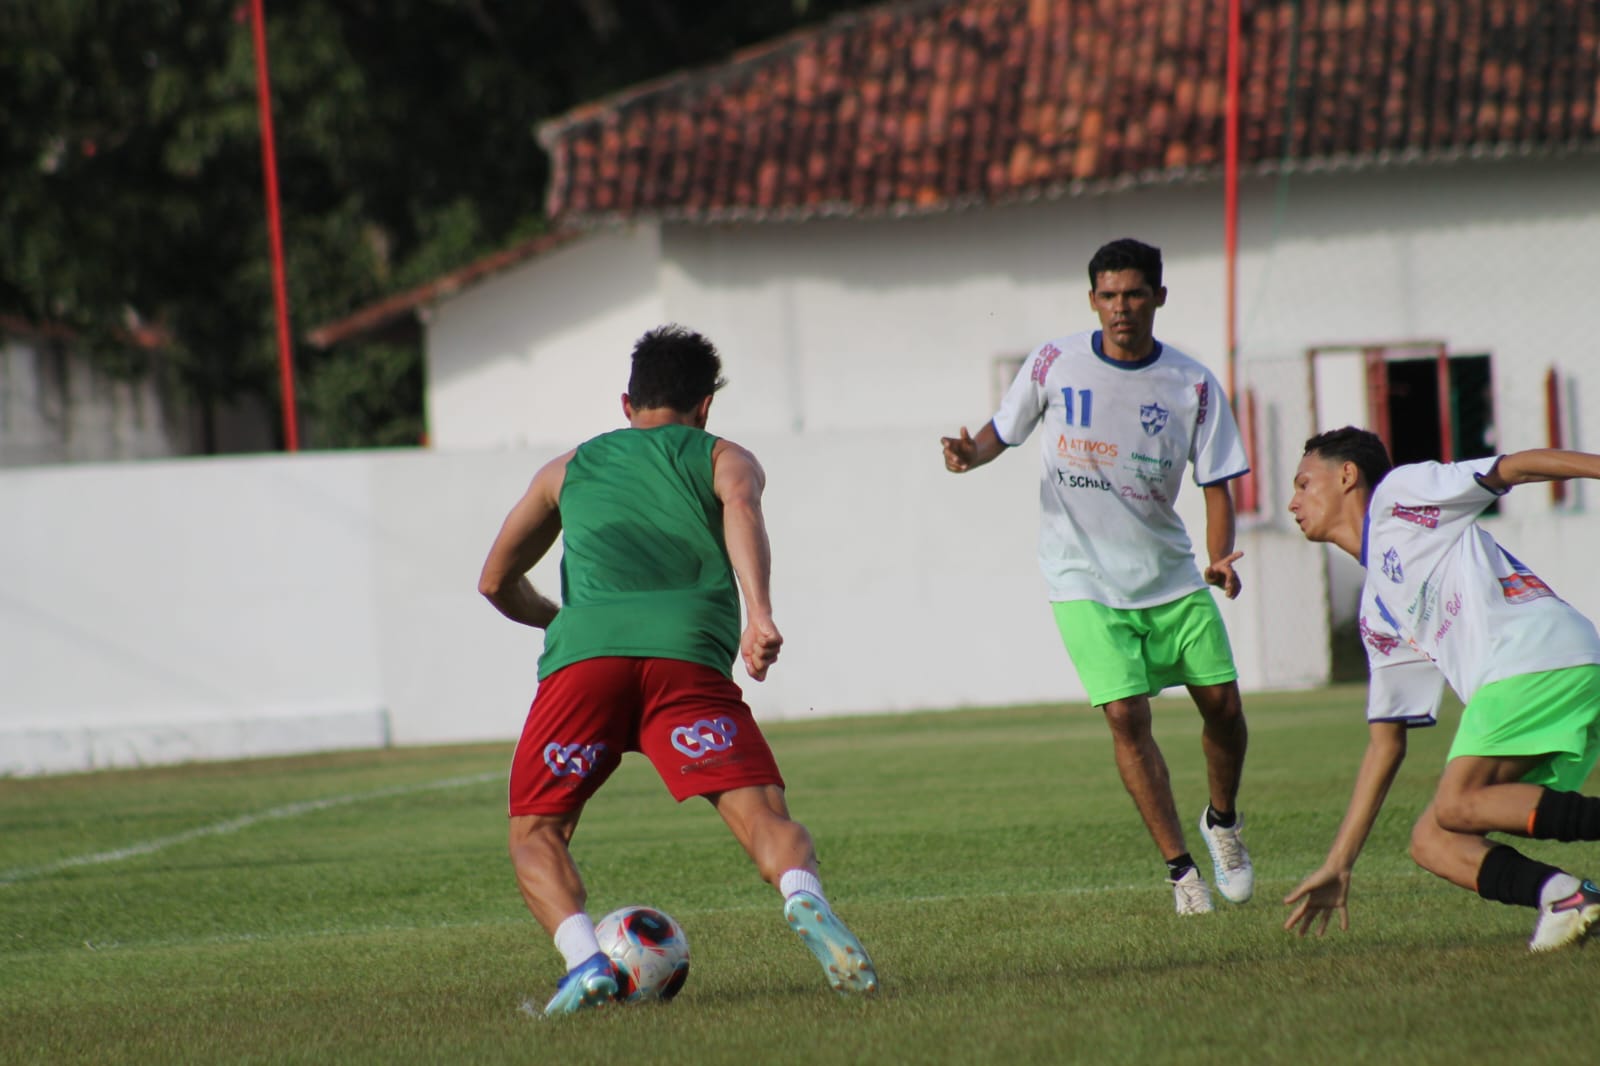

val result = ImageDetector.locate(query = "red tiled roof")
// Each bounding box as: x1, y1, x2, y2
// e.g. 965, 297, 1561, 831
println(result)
306, 230, 579, 349
538, 0, 1600, 225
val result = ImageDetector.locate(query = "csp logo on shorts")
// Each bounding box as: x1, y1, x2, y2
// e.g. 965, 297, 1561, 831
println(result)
544, 741, 606, 778
671, 717, 739, 758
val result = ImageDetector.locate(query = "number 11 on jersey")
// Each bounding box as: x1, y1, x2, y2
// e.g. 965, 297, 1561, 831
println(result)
1061, 387, 1093, 427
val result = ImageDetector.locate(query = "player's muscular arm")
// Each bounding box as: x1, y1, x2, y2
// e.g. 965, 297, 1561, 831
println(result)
478, 452, 570, 629
941, 421, 1006, 473
1480, 448, 1600, 491
713, 440, 783, 681
1201, 481, 1243, 599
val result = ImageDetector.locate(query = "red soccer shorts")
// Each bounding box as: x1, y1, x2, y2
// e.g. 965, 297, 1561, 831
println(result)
507, 656, 785, 817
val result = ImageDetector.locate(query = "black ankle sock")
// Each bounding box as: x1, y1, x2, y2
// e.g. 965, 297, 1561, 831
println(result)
1165, 853, 1197, 881
1205, 804, 1237, 829
1476, 844, 1560, 908
1530, 789, 1600, 842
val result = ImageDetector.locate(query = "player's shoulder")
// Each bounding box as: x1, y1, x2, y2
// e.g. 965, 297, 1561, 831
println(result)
1027, 330, 1095, 360
1372, 460, 1455, 506
1150, 340, 1219, 379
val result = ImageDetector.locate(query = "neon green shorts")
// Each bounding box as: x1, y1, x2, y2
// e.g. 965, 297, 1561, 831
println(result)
1051, 589, 1238, 707
1448, 665, 1600, 790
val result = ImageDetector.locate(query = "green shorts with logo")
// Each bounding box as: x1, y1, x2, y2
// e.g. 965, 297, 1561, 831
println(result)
1448, 664, 1600, 790
1051, 588, 1238, 707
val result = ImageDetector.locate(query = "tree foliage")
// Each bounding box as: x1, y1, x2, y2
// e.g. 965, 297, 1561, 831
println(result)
0, 0, 877, 450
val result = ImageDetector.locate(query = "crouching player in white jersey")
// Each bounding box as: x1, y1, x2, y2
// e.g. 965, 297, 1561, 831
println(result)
1286, 426, 1600, 950
942, 238, 1255, 915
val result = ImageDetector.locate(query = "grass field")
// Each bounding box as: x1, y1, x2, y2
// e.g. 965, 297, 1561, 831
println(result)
3, 684, 1597, 1065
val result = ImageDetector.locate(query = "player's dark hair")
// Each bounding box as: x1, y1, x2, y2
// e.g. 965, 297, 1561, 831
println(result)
1303, 426, 1394, 490
626, 325, 727, 412
1088, 238, 1163, 290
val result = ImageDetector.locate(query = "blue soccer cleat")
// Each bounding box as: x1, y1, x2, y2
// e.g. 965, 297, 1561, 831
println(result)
533, 951, 619, 1017
783, 892, 879, 995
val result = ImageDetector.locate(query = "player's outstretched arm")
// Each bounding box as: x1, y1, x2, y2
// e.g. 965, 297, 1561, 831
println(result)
941, 421, 1006, 473
1201, 481, 1243, 599
713, 439, 783, 681
1480, 448, 1600, 491
1283, 720, 1408, 936
477, 451, 571, 629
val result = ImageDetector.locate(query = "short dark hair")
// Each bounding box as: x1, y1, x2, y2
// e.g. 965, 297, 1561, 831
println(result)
626, 325, 727, 412
1088, 238, 1163, 290
1303, 427, 1394, 490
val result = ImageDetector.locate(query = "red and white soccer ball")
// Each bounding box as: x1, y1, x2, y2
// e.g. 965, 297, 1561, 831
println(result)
594, 905, 690, 1003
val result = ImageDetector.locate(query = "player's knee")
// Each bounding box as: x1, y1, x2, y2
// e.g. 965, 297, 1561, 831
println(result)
1430, 788, 1477, 834
1408, 813, 1449, 871
1193, 684, 1242, 724
1101, 699, 1153, 738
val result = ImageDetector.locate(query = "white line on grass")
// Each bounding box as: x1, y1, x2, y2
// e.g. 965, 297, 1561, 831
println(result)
0, 770, 503, 887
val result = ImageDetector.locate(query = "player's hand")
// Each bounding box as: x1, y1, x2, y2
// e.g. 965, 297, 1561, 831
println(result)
941, 427, 977, 472
1204, 550, 1244, 599
1283, 864, 1351, 938
741, 615, 783, 681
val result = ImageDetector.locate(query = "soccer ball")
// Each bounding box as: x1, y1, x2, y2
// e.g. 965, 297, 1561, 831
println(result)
594, 905, 690, 1003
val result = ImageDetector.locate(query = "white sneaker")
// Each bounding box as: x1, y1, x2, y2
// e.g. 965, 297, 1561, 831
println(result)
1198, 810, 1254, 904
1170, 867, 1214, 915
1529, 879, 1600, 953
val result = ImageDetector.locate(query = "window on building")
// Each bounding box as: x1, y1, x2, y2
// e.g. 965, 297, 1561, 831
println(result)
1310, 342, 1498, 513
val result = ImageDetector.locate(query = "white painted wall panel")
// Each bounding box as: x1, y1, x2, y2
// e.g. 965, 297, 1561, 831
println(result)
427, 225, 667, 449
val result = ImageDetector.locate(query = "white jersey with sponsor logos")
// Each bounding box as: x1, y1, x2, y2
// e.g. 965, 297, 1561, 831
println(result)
991, 329, 1248, 608
1358, 457, 1600, 725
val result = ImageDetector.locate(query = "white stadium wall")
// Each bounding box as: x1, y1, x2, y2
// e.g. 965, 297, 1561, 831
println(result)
3, 438, 1328, 777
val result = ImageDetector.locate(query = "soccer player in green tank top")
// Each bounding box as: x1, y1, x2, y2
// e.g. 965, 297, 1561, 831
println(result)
479, 325, 877, 1015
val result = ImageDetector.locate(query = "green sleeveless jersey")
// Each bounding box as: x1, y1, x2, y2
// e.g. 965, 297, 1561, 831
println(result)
537, 424, 740, 679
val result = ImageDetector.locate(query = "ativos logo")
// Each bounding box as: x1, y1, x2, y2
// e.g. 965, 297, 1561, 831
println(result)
1056, 436, 1118, 459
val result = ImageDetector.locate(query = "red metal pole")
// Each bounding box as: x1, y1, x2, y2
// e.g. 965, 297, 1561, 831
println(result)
1224, 0, 1253, 510
249, 0, 300, 452
1224, 0, 1240, 402
1547, 366, 1567, 505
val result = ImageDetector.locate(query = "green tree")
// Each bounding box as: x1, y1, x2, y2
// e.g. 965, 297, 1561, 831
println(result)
1, 0, 878, 451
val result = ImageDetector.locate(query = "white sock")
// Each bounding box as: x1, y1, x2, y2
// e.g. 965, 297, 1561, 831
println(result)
553, 912, 601, 971
779, 868, 826, 905
1541, 872, 1582, 908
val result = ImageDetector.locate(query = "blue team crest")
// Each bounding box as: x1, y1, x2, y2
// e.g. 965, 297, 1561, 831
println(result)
1139, 402, 1170, 436
1382, 547, 1404, 584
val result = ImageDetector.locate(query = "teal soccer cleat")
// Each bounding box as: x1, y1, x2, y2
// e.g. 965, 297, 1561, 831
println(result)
783, 892, 879, 995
